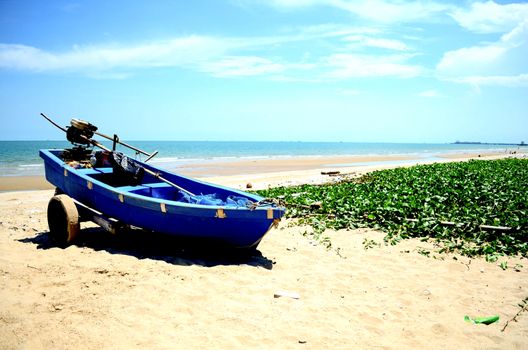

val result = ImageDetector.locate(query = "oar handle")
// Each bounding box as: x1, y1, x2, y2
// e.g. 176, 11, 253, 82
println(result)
142, 167, 196, 197
94, 131, 156, 160
144, 150, 158, 162
41, 113, 67, 133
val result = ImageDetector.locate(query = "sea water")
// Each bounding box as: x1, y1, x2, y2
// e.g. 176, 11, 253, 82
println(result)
0, 140, 519, 176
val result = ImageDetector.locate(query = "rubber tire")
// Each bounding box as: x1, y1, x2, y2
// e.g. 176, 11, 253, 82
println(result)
47, 194, 80, 245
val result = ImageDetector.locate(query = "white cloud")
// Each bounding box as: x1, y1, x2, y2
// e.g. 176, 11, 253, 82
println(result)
297, 23, 381, 38
269, 0, 322, 7
0, 36, 230, 72
501, 19, 528, 46
344, 35, 409, 51
363, 38, 408, 51
0, 25, 397, 75
436, 45, 507, 76
450, 1, 528, 34
437, 19, 528, 87
450, 74, 528, 87
324, 53, 422, 79
268, 75, 325, 83
0, 33, 324, 80
417, 89, 442, 97
333, 0, 451, 23
0, 23, 429, 81
200, 56, 285, 77
267, 0, 452, 23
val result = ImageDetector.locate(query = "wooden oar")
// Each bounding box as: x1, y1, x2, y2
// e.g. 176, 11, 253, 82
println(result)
40, 113, 67, 133
94, 130, 158, 161
140, 167, 196, 197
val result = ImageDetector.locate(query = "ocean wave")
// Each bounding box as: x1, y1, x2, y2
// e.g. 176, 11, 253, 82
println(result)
0, 141, 518, 177
18, 163, 43, 168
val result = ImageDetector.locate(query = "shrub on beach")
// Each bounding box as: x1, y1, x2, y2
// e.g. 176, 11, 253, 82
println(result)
256, 158, 528, 258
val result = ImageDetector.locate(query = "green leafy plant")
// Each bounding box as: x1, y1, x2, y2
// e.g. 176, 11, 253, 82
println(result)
257, 158, 528, 257
362, 238, 379, 250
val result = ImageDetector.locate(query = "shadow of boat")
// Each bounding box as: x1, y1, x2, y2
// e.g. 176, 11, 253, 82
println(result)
19, 227, 275, 270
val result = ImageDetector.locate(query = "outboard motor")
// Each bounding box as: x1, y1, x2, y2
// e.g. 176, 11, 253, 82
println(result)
66, 118, 98, 145
61, 119, 99, 163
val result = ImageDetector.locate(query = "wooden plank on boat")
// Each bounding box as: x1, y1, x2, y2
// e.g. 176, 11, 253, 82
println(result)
216, 209, 227, 219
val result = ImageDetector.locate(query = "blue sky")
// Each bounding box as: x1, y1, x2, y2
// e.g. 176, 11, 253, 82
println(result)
0, 0, 527, 142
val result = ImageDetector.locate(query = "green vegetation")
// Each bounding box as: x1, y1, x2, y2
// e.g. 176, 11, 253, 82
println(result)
257, 158, 528, 257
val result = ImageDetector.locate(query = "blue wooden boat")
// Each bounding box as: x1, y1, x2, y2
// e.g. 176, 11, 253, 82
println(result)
40, 149, 284, 249
38, 116, 285, 250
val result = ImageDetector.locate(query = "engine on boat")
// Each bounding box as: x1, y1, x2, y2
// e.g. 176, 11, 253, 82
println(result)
61, 119, 99, 168
66, 118, 98, 145
61, 147, 93, 168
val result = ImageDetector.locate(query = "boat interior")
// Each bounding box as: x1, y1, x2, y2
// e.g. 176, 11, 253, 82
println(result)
77, 167, 184, 201
49, 148, 252, 205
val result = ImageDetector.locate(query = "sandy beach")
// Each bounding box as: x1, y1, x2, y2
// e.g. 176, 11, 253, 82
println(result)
1, 152, 527, 349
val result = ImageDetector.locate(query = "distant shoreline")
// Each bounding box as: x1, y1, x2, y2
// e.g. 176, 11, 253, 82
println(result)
453, 141, 527, 146
2, 151, 526, 192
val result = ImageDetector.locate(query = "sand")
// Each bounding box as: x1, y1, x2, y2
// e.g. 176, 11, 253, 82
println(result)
0, 175, 54, 192
1, 153, 527, 349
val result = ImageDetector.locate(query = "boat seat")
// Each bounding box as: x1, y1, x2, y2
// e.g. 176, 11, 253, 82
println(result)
116, 182, 170, 191
76, 167, 113, 175
143, 182, 171, 189
116, 185, 150, 192
123, 182, 181, 200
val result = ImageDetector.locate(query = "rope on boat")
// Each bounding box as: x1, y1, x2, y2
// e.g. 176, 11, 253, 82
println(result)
246, 198, 319, 211
247, 198, 285, 210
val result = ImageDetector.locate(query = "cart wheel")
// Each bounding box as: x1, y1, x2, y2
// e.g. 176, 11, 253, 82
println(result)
47, 194, 80, 245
